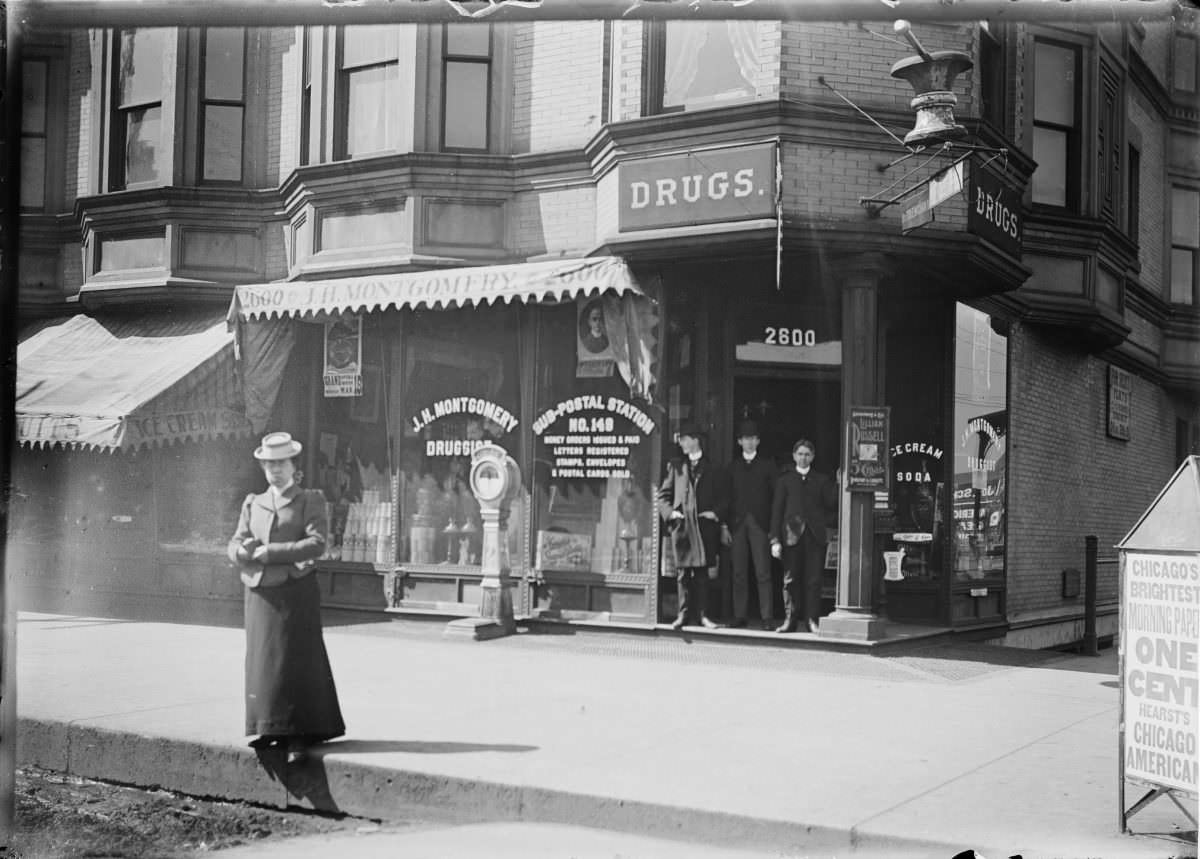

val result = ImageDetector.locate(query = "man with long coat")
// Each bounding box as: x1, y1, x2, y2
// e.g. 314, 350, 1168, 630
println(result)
658, 423, 726, 630
770, 438, 838, 634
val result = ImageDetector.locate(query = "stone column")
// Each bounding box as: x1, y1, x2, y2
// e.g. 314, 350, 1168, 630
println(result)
820, 253, 888, 641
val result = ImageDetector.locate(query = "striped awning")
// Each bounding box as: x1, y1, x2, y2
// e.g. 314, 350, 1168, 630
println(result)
17, 313, 252, 452
226, 256, 644, 322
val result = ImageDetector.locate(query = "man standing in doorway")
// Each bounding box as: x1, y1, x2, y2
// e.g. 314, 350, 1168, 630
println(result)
770, 438, 837, 634
725, 420, 777, 630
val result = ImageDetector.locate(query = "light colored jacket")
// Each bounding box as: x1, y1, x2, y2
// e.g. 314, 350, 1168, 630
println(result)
227, 485, 328, 588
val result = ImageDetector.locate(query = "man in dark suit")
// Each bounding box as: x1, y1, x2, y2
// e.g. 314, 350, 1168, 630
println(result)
770, 438, 838, 634
724, 420, 778, 630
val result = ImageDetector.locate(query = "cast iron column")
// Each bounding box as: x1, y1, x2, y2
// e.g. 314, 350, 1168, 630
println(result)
821, 254, 888, 641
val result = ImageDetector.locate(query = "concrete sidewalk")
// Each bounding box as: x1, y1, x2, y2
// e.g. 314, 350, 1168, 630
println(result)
16, 610, 1197, 859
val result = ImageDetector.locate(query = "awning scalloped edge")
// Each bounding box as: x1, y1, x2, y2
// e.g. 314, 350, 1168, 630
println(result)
239, 284, 629, 322
19, 426, 256, 454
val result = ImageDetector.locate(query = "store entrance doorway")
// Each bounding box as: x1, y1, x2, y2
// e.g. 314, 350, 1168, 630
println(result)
727, 372, 841, 622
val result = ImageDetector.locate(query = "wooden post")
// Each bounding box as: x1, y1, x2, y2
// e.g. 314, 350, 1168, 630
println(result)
820, 254, 887, 641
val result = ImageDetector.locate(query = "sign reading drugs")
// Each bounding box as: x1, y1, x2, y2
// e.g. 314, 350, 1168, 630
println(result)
617, 142, 777, 233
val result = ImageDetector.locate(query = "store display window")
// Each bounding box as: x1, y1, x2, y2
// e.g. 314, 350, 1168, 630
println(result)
311, 315, 393, 563
952, 303, 1008, 581
530, 298, 658, 578
395, 306, 524, 570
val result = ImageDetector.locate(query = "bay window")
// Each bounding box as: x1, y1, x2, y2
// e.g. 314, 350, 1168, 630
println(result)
111, 28, 167, 189
199, 29, 246, 183
442, 24, 491, 151
644, 20, 759, 115
21, 58, 48, 210
1031, 39, 1081, 209
336, 25, 401, 159
1171, 186, 1199, 305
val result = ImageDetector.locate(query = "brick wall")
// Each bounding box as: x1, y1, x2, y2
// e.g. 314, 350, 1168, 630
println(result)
511, 185, 596, 257
67, 30, 92, 206
780, 22, 975, 117
1130, 88, 1167, 295
1006, 321, 1180, 621
266, 27, 296, 186
511, 21, 605, 154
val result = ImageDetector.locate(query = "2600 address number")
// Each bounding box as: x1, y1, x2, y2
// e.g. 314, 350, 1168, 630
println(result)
764, 327, 817, 347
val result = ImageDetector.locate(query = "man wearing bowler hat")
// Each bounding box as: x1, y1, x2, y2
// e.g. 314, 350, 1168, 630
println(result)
724, 420, 778, 629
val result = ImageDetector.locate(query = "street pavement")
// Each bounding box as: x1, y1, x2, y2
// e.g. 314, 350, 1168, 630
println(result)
15, 608, 1199, 859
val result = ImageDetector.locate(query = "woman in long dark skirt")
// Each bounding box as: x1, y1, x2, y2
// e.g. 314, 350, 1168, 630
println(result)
228, 431, 345, 761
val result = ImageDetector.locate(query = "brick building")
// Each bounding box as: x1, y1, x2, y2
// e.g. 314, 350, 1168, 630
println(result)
10, 10, 1200, 647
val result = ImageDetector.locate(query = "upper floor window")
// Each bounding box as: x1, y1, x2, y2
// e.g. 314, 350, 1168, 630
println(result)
1031, 39, 1081, 209
644, 20, 759, 115
1171, 186, 1199, 305
1173, 33, 1198, 95
442, 24, 491, 151
21, 59, 48, 210
111, 28, 167, 189
200, 29, 246, 183
336, 25, 400, 159
1127, 143, 1141, 241
300, 27, 315, 166
979, 22, 1008, 131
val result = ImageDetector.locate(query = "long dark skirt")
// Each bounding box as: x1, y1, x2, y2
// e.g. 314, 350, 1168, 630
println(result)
244, 573, 345, 740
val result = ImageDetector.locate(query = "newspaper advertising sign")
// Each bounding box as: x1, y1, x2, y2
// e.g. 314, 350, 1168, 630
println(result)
1121, 551, 1200, 794
324, 317, 363, 397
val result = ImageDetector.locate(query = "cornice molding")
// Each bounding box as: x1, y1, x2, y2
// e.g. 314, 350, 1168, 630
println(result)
1125, 279, 1171, 325
75, 186, 281, 232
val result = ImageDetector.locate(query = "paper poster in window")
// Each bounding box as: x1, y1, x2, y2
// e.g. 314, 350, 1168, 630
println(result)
324, 316, 363, 397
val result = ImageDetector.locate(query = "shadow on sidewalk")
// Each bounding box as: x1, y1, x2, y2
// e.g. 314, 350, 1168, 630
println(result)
317, 739, 538, 755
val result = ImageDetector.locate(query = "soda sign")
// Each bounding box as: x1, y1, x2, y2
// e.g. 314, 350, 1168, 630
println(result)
617, 142, 777, 232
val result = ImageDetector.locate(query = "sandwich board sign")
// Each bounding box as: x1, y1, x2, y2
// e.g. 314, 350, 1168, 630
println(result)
1116, 455, 1200, 834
